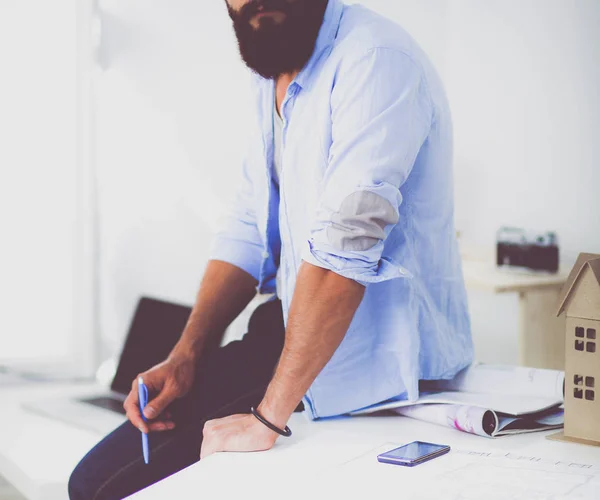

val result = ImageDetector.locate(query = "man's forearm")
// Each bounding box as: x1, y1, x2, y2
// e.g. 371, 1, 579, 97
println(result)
258, 262, 365, 427
171, 260, 258, 361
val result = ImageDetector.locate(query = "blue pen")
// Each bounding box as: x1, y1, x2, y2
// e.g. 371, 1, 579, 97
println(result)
138, 377, 150, 464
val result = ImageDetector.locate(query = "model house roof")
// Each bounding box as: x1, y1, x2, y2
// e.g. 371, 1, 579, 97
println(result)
556, 253, 600, 317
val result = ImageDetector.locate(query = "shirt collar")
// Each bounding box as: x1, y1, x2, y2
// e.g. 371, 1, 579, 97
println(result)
294, 0, 344, 90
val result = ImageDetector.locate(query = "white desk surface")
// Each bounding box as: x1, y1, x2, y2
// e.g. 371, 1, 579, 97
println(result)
130, 411, 600, 500
2, 383, 599, 500
461, 259, 569, 294
0, 381, 114, 500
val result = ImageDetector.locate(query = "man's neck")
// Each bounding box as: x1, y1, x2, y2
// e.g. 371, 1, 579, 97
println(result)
275, 71, 299, 117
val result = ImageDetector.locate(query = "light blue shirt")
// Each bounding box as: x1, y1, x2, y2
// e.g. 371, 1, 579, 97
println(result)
210, 0, 474, 419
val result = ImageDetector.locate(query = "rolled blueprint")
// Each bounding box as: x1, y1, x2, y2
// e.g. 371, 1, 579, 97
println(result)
395, 404, 497, 437
394, 403, 564, 438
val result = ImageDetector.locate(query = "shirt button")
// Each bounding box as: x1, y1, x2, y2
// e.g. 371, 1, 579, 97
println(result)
262, 251, 270, 259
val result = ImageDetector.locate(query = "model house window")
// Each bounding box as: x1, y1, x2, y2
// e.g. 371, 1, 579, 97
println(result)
574, 374, 595, 401
574, 327, 596, 353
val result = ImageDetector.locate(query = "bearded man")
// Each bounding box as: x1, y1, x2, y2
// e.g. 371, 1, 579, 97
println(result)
69, 1, 473, 498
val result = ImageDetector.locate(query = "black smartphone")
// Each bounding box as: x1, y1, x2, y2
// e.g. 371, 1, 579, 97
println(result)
377, 441, 450, 467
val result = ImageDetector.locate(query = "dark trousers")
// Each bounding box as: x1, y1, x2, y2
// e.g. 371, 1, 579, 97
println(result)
69, 299, 291, 500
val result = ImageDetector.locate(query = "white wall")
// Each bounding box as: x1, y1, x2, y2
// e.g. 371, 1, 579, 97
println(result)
446, 0, 600, 258
0, 1, 80, 367
95, 0, 255, 355
443, 0, 600, 364
94, 0, 600, 365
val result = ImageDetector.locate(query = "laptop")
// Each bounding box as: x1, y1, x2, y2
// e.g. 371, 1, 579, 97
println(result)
23, 297, 192, 435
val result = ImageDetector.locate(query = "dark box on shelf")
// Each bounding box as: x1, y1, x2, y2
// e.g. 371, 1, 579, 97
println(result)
496, 227, 560, 273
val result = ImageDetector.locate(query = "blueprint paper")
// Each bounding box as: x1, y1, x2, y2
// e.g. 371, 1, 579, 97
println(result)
320, 445, 600, 500
352, 363, 565, 416
421, 363, 565, 399
394, 404, 564, 437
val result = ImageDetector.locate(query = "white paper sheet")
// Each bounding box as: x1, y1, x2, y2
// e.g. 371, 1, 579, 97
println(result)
352, 363, 565, 416
320, 445, 600, 500
421, 363, 565, 400
353, 390, 562, 416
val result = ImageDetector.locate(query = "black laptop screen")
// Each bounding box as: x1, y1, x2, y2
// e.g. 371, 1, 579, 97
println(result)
111, 297, 192, 395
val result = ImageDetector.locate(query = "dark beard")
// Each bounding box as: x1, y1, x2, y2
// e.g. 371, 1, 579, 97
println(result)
227, 0, 328, 80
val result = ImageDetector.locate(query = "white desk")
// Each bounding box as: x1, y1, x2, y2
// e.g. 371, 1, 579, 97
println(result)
2, 383, 599, 500
130, 412, 600, 500
0, 381, 114, 500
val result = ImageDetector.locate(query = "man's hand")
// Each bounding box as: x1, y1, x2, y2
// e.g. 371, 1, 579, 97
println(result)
200, 414, 278, 459
123, 353, 196, 434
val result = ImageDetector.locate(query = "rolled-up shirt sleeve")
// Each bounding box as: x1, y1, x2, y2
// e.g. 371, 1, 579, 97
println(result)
301, 48, 433, 285
209, 153, 264, 283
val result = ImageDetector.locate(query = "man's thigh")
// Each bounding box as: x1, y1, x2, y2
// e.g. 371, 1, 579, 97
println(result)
69, 299, 285, 500
68, 385, 268, 500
